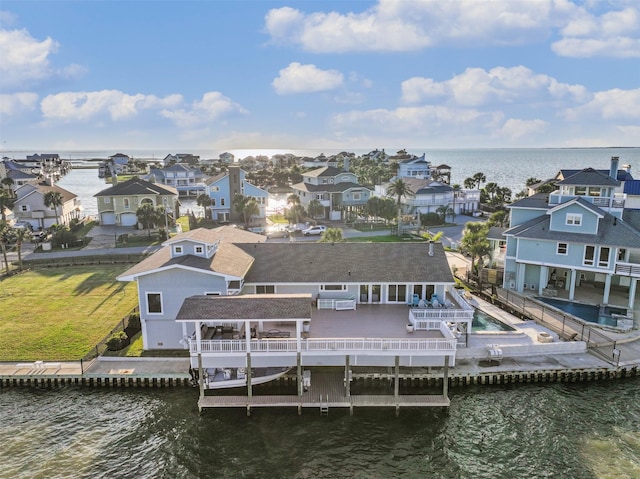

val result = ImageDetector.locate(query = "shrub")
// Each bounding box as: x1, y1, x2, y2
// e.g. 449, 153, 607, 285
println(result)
420, 212, 442, 226
106, 331, 129, 351
127, 313, 141, 332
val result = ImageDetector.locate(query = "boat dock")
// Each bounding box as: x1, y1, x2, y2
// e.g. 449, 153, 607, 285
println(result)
198, 369, 450, 415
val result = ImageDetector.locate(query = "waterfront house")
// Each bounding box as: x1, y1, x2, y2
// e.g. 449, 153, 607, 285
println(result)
108, 153, 131, 175
396, 153, 432, 179
12, 182, 81, 229
0, 159, 39, 192
501, 157, 640, 313
290, 162, 372, 220
94, 178, 178, 227
203, 165, 268, 223
117, 226, 467, 375
148, 164, 207, 197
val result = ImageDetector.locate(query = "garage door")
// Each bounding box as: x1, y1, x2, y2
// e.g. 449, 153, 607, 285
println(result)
121, 213, 138, 226
101, 212, 116, 225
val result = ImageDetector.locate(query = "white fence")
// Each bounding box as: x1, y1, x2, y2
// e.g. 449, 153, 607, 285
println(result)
317, 298, 357, 310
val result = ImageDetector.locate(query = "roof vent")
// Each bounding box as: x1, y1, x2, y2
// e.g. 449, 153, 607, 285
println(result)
428, 241, 434, 256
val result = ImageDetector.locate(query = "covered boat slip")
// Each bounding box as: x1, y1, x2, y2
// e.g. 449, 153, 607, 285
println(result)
197, 367, 451, 414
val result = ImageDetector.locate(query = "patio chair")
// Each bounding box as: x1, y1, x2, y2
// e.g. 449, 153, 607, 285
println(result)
408, 294, 420, 308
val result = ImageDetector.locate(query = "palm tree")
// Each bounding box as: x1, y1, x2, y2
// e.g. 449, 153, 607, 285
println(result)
460, 222, 491, 276
386, 179, 413, 235
307, 199, 323, 224
0, 221, 10, 275
1, 177, 14, 196
286, 194, 302, 225
13, 227, 31, 271
44, 191, 63, 224
196, 193, 212, 219
0, 190, 14, 222
472, 172, 486, 189
320, 227, 344, 243
242, 198, 260, 226
136, 203, 160, 239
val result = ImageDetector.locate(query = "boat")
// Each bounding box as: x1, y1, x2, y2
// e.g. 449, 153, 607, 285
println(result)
200, 367, 291, 390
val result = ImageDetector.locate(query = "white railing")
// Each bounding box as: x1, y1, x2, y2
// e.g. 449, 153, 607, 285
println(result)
616, 262, 640, 277
409, 308, 474, 321
549, 193, 625, 209
190, 337, 456, 355
317, 298, 357, 310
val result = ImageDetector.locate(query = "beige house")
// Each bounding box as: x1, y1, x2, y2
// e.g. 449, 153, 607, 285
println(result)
12, 183, 81, 229
94, 178, 178, 227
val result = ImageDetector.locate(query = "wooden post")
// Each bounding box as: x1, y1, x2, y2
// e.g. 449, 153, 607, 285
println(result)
297, 352, 302, 396
443, 355, 449, 400
345, 355, 350, 398
246, 353, 252, 417
197, 353, 204, 412
394, 355, 400, 416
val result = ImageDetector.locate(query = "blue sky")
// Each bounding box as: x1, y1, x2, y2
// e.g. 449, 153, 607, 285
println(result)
1, 0, 639, 153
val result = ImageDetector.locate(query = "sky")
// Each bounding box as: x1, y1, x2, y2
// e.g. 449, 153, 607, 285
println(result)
0, 0, 639, 153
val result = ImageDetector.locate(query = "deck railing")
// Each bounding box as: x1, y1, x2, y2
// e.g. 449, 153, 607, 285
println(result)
190, 337, 456, 355
615, 262, 640, 277
317, 298, 357, 310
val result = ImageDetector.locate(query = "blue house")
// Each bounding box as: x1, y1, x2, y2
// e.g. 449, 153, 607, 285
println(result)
501, 157, 640, 314
204, 165, 268, 223
148, 163, 206, 197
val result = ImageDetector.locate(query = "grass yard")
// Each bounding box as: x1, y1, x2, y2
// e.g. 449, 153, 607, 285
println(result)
0, 264, 139, 361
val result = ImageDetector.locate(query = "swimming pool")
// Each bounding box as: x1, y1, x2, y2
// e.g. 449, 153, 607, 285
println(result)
535, 297, 627, 327
472, 309, 517, 332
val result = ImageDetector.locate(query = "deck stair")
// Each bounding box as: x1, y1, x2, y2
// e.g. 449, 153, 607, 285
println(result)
319, 394, 329, 415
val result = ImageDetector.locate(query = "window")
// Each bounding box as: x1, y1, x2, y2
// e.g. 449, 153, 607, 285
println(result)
21, 205, 28, 212
557, 243, 568, 255
123, 198, 130, 210
598, 247, 610, 268
195, 246, 204, 254
618, 248, 627, 261
353, 192, 361, 201
321, 285, 346, 291
574, 186, 587, 196
205, 292, 220, 296
211, 198, 216, 206
566, 213, 582, 226
228, 280, 240, 290
174, 245, 183, 255
221, 198, 225, 206
584, 245, 595, 266
210, 186, 219, 192
104, 197, 111, 204
387, 284, 407, 302
256, 285, 275, 294
588, 187, 601, 197
147, 293, 162, 314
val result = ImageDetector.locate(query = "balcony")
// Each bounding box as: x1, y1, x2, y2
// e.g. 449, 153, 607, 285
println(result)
615, 262, 640, 278
548, 193, 625, 210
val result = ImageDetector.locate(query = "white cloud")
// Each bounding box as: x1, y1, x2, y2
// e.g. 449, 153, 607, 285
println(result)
264, 1, 639, 58
0, 92, 38, 116
402, 66, 589, 107
0, 26, 86, 90
562, 88, 640, 121
272, 62, 344, 95
497, 118, 548, 140
160, 91, 247, 128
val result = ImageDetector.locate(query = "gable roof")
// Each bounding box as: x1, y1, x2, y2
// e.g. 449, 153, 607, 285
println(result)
505, 211, 640, 248
236, 242, 453, 284
556, 168, 620, 187
546, 197, 604, 218
304, 166, 344, 178
291, 181, 370, 194
14, 183, 77, 203
557, 168, 633, 182
176, 294, 312, 321
403, 178, 451, 195
508, 192, 551, 209
163, 226, 267, 246
94, 178, 178, 197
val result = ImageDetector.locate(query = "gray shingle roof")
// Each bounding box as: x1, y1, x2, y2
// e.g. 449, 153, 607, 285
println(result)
237, 242, 453, 284
508, 193, 551, 209
557, 168, 620, 187
94, 178, 177, 197
292, 181, 370, 193
304, 166, 344, 178
176, 294, 313, 321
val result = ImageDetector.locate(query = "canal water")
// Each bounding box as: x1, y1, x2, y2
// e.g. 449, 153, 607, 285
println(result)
2, 379, 639, 478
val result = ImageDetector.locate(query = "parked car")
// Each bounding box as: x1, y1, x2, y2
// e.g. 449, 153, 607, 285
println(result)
302, 225, 327, 236
266, 225, 290, 238
13, 221, 33, 230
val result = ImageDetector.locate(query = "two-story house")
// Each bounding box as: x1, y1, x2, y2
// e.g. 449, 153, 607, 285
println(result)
203, 165, 268, 223
148, 163, 207, 197
397, 153, 432, 179
108, 153, 131, 175
12, 182, 81, 229
94, 178, 178, 227
291, 162, 372, 220
0, 159, 39, 193
501, 157, 640, 312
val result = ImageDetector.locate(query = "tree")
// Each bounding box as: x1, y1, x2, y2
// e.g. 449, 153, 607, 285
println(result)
136, 203, 160, 239
472, 172, 486, 189
320, 227, 344, 243
44, 191, 63, 223
0, 191, 14, 222
463, 177, 476, 190
488, 210, 509, 227
196, 194, 212, 219
1, 177, 14, 196
386, 179, 414, 235
286, 194, 303, 225
307, 199, 324, 224
0, 221, 10, 275
242, 198, 260, 226
460, 222, 491, 275
13, 227, 31, 270
233, 194, 249, 224
436, 205, 453, 224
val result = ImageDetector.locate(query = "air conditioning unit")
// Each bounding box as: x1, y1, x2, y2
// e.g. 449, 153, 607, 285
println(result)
508, 281, 516, 290
523, 283, 528, 289
530, 284, 536, 290
579, 273, 586, 280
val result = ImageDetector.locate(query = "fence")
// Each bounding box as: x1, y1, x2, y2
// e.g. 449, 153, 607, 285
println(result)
82, 306, 140, 362
24, 254, 146, 268
495, 288, 619, 364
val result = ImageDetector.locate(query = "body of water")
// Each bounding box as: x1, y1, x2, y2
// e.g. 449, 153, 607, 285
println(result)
2, 380, 640, 478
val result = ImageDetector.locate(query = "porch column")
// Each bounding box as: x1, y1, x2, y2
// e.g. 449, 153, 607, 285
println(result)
246, 353, 252, 399
628, 278, 638, 311
345, 355, 350, 398
394, 356, 400, 416
195, 320, 202, 353
568, 269, 577, 301
516, 263, 525, 293
602, 274, 612, 305
197, 353, 204, 405
539, 266, 549, 295
245, 321, 251, 353
297, 352, 302, 396
443, 356, 449, 399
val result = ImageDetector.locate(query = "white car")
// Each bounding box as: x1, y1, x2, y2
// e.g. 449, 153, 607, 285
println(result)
302, 225, 327, 236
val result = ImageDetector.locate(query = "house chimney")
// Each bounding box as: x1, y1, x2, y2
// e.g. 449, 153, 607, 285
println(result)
610, 156, 619, 179
343, 156, 350, 172
428, 240, 434, 256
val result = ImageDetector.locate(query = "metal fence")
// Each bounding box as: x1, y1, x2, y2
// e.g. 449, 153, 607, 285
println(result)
494, 288, 619, 364
82, 306, 140, 361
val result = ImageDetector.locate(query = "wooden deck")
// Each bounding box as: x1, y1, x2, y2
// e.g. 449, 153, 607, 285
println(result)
197, 369, 450, 412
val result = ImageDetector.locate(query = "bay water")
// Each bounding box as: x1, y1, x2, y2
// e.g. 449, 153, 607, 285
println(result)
4, 147, 640, 478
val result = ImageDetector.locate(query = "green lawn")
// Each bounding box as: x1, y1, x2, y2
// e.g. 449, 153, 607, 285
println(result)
0, 265, 139, 361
